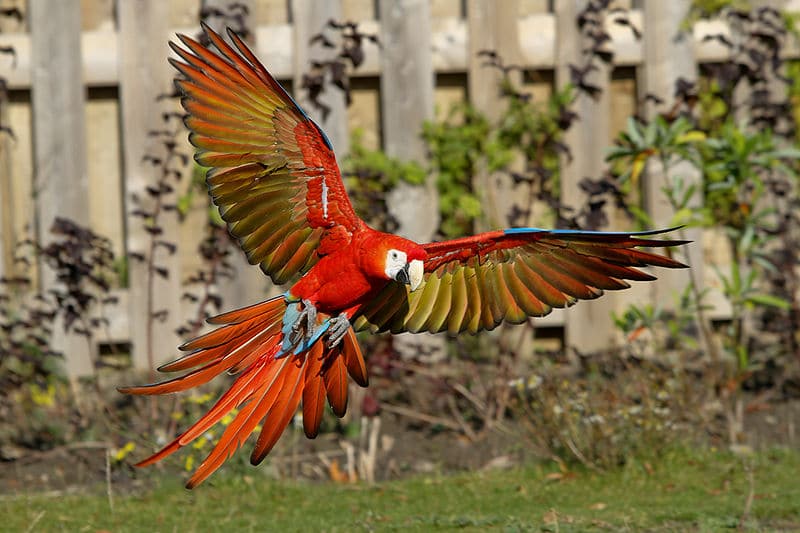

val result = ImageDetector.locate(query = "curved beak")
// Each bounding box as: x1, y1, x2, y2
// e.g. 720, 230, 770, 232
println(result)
395, 264, 410, 285
393, 260, 424, 292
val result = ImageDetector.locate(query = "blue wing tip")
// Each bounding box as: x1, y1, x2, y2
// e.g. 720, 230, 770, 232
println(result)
503, 225, 684, 237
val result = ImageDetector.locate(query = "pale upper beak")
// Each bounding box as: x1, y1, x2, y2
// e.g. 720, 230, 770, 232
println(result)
395, 259, 424, 291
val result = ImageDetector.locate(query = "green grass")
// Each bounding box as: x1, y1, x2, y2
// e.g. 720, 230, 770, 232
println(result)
3, 447, 800, 532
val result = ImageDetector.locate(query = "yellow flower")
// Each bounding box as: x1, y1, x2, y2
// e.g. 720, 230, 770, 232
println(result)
113, 441, 136, 462
29, 383, 56, 407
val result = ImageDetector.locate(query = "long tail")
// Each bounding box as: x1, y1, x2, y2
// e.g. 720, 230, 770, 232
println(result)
118, 295, 368, 488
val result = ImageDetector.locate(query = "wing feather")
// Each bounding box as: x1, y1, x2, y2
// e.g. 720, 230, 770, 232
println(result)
173, 24, 363, 285
506, 262, 550, 317
465, 267, 484, 333
405, 271, 441, 333
499, 263, 529, 324
446, 268, 469, 335
353, 227, 688, 335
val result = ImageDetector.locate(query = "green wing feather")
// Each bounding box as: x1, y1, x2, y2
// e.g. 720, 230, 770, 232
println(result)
352, 228, 688, 336
172, 24, 362, 284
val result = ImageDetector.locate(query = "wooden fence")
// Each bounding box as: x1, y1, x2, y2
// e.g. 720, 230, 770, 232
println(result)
1, 0, 796, 378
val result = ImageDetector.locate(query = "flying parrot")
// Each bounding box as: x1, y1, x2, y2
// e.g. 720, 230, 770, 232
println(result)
120, 24, 688, 488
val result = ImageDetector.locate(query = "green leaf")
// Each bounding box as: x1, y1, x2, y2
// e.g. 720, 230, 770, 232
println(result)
746, 293, 791, 310
458, 195, 483, 218
626, 116, 645, 147
644, 120, 658, 146
770, 147, 800, 159
628, 205, 654, 228
676, 130, 707, 145
670, 207, 695, 227
177, 193, 193, 217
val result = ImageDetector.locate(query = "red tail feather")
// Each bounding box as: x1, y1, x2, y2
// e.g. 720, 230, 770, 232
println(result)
120, 295, 370, 488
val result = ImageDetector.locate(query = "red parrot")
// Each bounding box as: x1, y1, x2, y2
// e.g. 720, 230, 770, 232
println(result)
120, 24, 688, 488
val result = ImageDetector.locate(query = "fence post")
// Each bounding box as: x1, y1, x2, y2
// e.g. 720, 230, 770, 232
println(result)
117, 0, 182, 371
466, 0, 547, 362
29, 0, 93, 378
379, 0, 444, 361
0, 13, 11, 278
292, 0, 350, 157
0, 94, 11, 279
555, 0, 617, 353
466, 0, 522, 228
380, 0, 437, 235
640, 1, 704, 306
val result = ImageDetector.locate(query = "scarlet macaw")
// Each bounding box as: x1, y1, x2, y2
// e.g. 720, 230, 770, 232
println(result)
120, 25, 688, 488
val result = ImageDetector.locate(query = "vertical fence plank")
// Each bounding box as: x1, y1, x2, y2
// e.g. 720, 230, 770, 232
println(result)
202, 0, 269, 312
555, 0, 616, 353
466, 0, 522, 228
0, 95, 12, 279
467, 1, 543, 362
641, 1, 704, 305
29, 0, 93, 377
379, 0, 444, 361
1, 98, 34, 286
292, 0, 350, 157
0, 11, 11, 278
117, 0, 182, 371
380, 0, 437, 234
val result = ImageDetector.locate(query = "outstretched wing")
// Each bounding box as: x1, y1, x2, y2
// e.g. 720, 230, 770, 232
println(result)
172, 24, 363, 284
352, 227, 688, 335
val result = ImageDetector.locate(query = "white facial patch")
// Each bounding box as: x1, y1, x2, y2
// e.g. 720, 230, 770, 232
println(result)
384, 250, 425, 292
384, 249, 408, 280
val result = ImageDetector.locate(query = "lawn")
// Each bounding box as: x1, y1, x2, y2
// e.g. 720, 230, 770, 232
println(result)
3, 447, 799, 532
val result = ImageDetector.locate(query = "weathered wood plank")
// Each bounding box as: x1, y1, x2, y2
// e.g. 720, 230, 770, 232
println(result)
117, 0, 182, 371
379, 0, 444, 362
29, 0, 93, 377
0, 94, 12, 279
555, 0, 617, 353
467, 0, 546, 362
86, 95, 125, 261
467, 0, 523, 229
380, 0, 438, 240
0, 0, 16, 276
379, 0, 434, 164
640, 1, 704, 304
291, 0, 349, 157
1, 97, 35, 285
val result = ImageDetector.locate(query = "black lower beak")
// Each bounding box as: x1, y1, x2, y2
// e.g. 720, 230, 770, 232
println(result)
395, 264, 410, 285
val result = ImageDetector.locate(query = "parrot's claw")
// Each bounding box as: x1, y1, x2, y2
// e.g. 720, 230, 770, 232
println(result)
288, 299, 317, 346
326, 313, 351, 348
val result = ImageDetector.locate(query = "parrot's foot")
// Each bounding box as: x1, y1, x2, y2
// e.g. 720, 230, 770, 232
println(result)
326, 313, 351, 348
288, 299, 317, 346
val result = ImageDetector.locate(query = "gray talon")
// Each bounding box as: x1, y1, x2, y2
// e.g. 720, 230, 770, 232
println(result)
303, 300, 317, 340
326, 313, 351, 348
289, 299, 317, 346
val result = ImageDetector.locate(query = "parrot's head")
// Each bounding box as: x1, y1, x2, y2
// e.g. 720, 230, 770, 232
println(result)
370, 236, 427, 292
